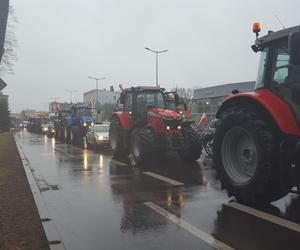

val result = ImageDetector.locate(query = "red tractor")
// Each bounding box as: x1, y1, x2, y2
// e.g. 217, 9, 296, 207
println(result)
109, 86, 202, 165
214, 23, 300, 204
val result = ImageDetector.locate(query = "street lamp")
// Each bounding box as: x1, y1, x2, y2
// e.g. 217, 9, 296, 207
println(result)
50, 97, 61, 102
88, 76, 106, 122
65, 89, 77, 103
145, 47, 168, 88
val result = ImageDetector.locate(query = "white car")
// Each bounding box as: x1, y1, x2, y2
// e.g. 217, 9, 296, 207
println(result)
86, 123, 110, 149
41, 123, 50, 134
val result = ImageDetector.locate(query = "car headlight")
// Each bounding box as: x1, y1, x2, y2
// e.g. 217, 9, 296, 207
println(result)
97, 135, 104, 140
52, 129, 55, 133
43, 127, 48, 131
83, 122, 87, 126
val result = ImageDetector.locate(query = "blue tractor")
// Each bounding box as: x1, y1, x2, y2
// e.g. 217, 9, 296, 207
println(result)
63, 104, 95, 145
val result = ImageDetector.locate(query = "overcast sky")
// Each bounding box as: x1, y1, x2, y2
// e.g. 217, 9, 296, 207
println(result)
2, 0, 300, 112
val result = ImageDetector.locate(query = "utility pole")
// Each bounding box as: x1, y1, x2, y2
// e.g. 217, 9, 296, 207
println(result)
65, 89, 77, 103
145, 47, 168, 88
88, 76, 106, 122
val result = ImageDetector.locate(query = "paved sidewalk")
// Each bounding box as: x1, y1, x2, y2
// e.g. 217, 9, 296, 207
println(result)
0, 132, 49, 250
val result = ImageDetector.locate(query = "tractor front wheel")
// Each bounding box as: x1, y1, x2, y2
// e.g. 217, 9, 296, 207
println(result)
178, 127, 202, 162
109, 117, 128, 157
214, 105, 291, 204
131, 128, 154, 165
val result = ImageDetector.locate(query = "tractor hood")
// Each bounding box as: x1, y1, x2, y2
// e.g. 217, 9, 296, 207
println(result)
148, 108, 181, 120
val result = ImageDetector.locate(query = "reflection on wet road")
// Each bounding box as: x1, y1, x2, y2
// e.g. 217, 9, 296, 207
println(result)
16, 130, 300, 250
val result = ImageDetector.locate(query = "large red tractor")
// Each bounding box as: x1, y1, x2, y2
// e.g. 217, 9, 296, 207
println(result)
109, 86, 202, 164
214, 23, 300, 204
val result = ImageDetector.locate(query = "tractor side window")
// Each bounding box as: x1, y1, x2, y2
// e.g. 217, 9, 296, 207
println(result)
124, 93, 132, 111
272, 48, 290, 85
255, 48, 268, 89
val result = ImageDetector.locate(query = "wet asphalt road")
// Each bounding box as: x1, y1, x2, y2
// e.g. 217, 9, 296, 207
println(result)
15, 130, 300, 250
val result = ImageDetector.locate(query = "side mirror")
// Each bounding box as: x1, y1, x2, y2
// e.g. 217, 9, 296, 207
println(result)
289, 30, 300, 65
174, 93, 180, 105
120, 93, 125, 105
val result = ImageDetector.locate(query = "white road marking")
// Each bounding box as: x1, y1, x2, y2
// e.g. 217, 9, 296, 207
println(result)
144, 202, 234, 250
225, 202, 300, 233
110, 159, 129, 166
143, 172, 184, 186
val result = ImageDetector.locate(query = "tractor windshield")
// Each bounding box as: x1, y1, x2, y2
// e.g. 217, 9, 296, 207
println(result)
76, 108, 92, 116
137, 91, 165, 109
255, 48, 268, 89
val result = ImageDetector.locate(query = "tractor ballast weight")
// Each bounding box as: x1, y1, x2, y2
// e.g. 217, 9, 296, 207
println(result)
109, 86, 202, 164
214, 24, 300, 204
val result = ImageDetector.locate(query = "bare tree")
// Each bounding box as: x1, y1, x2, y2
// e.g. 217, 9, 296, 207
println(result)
0, 5, 17, 75
171, 87, 193, 109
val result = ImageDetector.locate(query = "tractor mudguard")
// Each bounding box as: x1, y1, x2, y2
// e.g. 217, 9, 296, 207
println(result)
112, 112, 131, 129
217, 89, 300, 136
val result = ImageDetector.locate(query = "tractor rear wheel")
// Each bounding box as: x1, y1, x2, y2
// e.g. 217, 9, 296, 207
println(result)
131, 128, 154, 165
214, 105, 291, 204
109, 116, 128, 157
178, 126, 202, 162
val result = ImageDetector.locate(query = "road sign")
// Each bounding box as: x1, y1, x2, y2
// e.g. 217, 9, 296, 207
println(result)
0, 78, 7, 91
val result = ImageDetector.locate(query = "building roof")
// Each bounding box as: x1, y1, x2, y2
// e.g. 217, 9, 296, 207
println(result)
193, 81, 255, 100
84, 89, 120, 96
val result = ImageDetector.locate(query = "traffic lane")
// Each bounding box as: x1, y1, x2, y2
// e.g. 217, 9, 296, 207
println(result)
16, 130, 300, 250
124, 153, 300, 249
16, 131, 218, 250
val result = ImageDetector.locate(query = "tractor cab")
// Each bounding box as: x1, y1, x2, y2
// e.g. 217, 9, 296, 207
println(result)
120, 86, 181, 128
252, 23, 300, 124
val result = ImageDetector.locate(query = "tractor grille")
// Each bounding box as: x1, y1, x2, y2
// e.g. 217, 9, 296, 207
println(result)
163, 117, 183, 128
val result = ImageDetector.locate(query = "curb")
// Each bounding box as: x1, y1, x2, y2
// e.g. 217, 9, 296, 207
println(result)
14, 134, 66, 250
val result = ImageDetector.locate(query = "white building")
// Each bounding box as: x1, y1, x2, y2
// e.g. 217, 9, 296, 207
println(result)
83, 89, 119, 108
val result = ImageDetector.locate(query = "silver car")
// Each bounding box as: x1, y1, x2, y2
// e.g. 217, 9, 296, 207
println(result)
86, 123, 110, 149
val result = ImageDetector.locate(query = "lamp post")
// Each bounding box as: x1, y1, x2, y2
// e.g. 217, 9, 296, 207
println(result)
145, 47, 168, 88
65, 89, 77, 103
88, 76, 106, 122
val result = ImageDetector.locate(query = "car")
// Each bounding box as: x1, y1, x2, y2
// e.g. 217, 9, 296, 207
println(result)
46, 122, 56, 138
41, 123, 50, 134
86, 123, 110, 149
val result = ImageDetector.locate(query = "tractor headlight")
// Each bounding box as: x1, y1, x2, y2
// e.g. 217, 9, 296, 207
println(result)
97, 135, 104, 140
